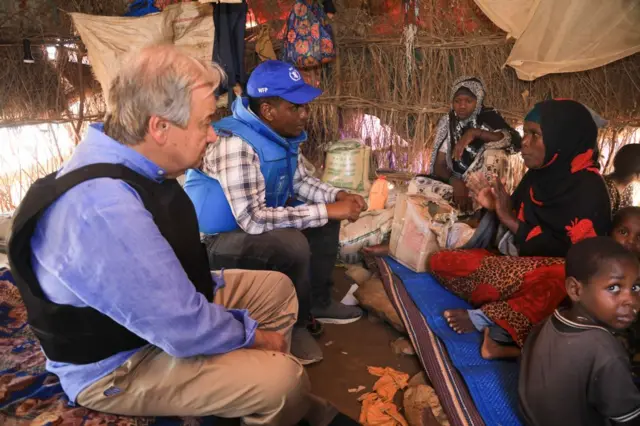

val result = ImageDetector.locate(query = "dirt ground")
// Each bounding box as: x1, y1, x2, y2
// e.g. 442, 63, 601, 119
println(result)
215, 265, 441, 426
306, 267, 426, 421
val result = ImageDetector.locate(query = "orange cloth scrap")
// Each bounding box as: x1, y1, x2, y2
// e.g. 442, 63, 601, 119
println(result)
358, 366, 410, 426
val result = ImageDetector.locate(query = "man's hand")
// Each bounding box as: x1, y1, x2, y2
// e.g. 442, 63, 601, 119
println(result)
251, 330, 287, 353
453, 128, 479, 161
326, 199, 362, 222
336, 191, 367, 212
450, 177, 472, 212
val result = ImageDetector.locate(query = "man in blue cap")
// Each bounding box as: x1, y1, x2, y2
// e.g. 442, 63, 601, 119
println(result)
184, 60, 366, 365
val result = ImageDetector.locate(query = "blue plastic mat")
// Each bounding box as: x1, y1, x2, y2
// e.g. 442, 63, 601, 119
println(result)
385, 257, 523, 426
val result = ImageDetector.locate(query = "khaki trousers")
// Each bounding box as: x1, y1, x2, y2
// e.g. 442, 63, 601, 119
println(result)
77, 270, 310, 426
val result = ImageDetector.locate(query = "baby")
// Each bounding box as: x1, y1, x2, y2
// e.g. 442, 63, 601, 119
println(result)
518, 236, 640, 426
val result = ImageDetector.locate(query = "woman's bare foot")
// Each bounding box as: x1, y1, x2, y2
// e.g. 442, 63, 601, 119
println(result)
480, 328, 521, 360
444, 309, 476, 334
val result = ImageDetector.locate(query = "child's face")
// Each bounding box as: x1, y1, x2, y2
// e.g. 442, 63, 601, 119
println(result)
612, 215, 640, 258
578, 258, 640, 331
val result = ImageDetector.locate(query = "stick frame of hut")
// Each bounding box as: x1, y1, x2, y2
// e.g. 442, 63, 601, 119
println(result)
0, 0, 638, 211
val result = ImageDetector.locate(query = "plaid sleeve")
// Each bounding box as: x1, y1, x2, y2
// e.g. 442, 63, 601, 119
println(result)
294, 153, 342, 204
201, 137, 329, 235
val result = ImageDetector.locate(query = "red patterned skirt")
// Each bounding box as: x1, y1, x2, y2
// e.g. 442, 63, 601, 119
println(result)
429, 249, 566, 347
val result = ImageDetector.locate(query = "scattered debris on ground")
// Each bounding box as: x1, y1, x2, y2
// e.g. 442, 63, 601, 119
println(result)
358, 366, 410, 426
390, 337, 415, 356
359, 392, 409, 426
403, 373, 450, 426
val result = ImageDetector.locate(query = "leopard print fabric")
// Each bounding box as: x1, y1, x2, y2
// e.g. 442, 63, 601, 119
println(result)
430, 249, 566, 347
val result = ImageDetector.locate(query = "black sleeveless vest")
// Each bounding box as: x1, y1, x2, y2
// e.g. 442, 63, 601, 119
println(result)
8, 163, 214, 365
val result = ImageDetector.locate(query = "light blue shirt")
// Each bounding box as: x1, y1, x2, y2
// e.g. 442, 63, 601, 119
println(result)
30, 124, 258, 402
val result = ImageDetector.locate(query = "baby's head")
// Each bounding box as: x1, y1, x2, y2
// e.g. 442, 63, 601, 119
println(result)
612, 207, 640, 259
565, 237, 640, 331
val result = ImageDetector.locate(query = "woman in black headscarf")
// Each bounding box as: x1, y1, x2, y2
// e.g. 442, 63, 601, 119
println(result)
489, 99, 611, 256
429, 99, 612, 358
423, 76, 521, 213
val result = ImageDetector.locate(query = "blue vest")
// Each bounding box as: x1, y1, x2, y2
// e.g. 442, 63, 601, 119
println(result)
184, 98, 306, 234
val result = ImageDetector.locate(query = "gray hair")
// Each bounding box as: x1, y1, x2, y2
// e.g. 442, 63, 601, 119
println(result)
104, 44, 225, 146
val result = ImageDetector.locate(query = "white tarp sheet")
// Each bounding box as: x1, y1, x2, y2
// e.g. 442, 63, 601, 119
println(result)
474, 0, 640, 81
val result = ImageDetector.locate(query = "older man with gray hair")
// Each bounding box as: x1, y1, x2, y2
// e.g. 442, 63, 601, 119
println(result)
7, 45, 326, 425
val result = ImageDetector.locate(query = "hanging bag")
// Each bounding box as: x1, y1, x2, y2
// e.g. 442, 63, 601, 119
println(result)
282, 0, 336, 69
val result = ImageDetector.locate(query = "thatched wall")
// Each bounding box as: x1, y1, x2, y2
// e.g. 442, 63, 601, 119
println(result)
288, 3, 640, 172
303, 37, 640, 172
1, 0, 639, 175
0, 0, 125, 128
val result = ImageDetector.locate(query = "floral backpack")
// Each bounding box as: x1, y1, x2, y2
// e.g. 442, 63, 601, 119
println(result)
282, 0, 336, 69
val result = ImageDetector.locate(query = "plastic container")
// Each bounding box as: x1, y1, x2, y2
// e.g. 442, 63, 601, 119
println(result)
388, 194, 459, 272
368, 176, 389, 211
338, 208, 394, 264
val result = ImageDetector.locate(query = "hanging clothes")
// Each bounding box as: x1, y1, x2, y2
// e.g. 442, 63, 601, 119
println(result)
213, 0, 247, 105
323, 0, 337, 15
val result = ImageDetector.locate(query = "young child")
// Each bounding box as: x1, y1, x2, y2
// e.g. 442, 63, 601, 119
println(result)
612, 207, 640, 363
612, 207, 640, 259
518, 237, 640, 426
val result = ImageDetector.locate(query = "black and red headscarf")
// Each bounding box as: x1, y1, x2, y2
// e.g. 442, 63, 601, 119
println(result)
512, 99, 611, 257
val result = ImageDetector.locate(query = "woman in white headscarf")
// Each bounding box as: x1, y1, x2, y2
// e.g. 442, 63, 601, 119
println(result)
419, 76, 521, 214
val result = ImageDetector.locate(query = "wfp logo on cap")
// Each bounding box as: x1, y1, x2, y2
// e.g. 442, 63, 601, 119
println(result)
289, 68, 301, 82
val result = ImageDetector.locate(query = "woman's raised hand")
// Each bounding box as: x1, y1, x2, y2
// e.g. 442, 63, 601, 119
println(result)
492, 178, 512, 218
467, 172, 495, 211
491, 177, 520, 234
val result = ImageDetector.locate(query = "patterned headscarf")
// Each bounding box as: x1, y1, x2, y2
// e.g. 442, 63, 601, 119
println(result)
450, 76, 485, 121
447, 77, 486, 160
428, 76, 489, 177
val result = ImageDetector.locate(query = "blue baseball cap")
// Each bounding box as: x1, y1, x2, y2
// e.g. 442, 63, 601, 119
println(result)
246, 60, 322, 104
